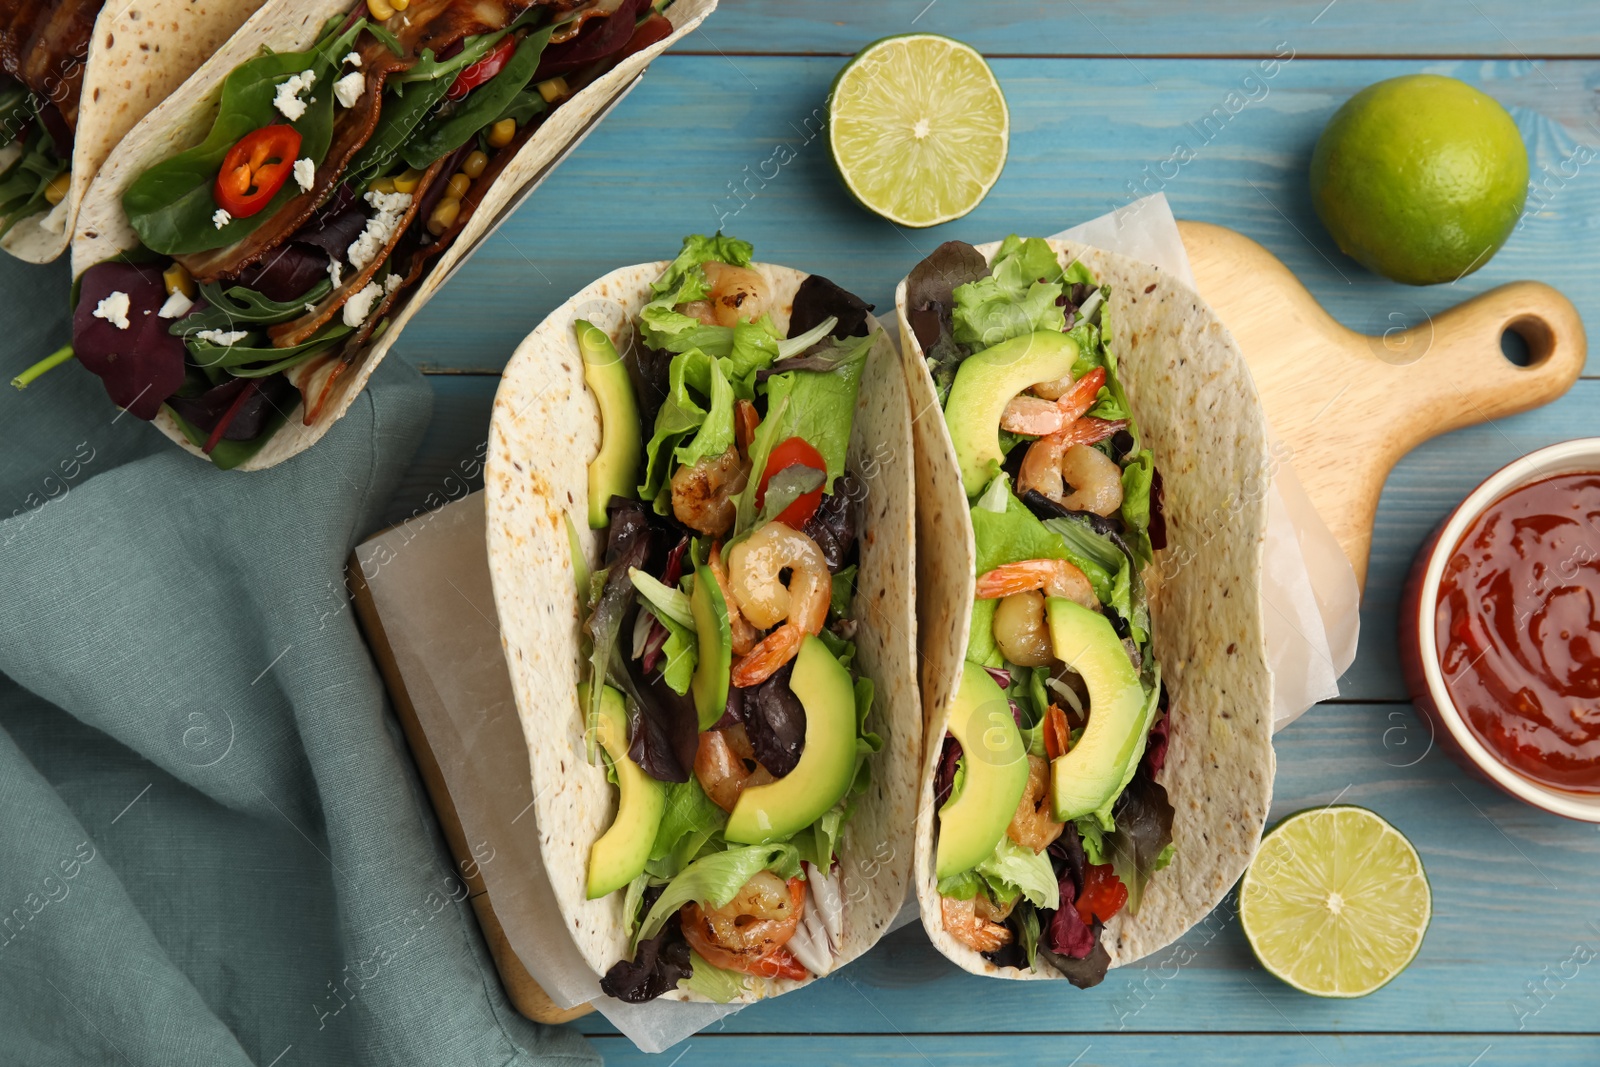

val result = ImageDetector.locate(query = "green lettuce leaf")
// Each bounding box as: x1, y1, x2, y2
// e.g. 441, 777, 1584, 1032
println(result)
636, 844, 799, 944
951, 236, 1066, 348
649, 780, 727, 880
681, 951, 745, 1002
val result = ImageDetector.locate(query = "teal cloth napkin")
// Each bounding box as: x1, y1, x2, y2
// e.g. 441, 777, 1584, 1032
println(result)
0, 258, 597, 1067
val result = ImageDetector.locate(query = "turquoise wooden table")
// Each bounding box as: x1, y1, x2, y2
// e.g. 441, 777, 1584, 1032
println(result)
383, 3, 1600, 1063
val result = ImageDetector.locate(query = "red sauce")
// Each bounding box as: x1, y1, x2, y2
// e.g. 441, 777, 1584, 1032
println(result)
1436, 473, 1600, 792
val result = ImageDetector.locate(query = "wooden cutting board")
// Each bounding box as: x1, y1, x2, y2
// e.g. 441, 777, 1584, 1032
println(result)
1176, 221, 1587, 588
349, 223, 1586, 1027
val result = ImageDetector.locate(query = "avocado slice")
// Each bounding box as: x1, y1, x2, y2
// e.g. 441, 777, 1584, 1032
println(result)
576, 319, 642, 528
944, 330, 1079, 497
690, 563, 732, 730
725, 636, 857, 844
1045, 598, 1149, 821
934, 660, 1030, 880
581, 682, 667, 899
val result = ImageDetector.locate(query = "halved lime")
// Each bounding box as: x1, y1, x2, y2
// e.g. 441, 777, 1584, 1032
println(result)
828, 34, 1008, 228
1239, 806, 1430, 998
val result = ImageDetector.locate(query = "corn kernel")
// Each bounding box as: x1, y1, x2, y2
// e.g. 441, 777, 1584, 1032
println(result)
43, 171, 70, 206
427, 197, 460, 236
366, 0, 394, 19
368, 176, 396, 195
162, 263, 197, 299
461, 150, 488, 179
392, 168, 422, 194
447, 173, 471, 199
486, 118, 516, 148
391, 0, 408, 9
536, 76, 568, 103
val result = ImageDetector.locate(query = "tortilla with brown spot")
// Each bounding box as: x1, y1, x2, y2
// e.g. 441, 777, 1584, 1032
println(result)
484, 260, 920, 1002
896, 238, 1275, 980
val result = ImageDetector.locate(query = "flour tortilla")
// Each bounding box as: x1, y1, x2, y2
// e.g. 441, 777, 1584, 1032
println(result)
483, 260, 919, 1002
2, 0, 268, 263
69, 0, 717, 469
897, 239, 1276, 979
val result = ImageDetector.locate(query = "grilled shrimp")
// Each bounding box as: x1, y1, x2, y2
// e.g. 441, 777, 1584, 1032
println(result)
695, 724, 773, 812
1008, 754, 1065, 852
708, 542, 760, 657
727, 521, 830, 687
941, 895, 1012, 954
678, 261, 770, 328
1018, 436, 1126, 516
976, 558, 1098, 607
991, 590, 1051, 667
671, 446, 749, 537
999, 367, 1106, 437
681, 871, 807, 977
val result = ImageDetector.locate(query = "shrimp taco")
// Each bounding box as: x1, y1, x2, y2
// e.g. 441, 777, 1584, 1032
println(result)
484, 234, 919, 1004
0, 0, 269, 262
16, 0, 713, 467
897, 236, 1274, 985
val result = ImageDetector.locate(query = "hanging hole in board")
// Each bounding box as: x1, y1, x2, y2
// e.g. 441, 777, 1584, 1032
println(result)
1501, 316, 1552, 368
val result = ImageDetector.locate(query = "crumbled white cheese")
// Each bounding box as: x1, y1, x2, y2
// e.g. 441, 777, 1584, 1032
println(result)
333, 71, 365, 109
384, 273, 403, 294
157, 290, 194, 319
342, 280, 383, 328
327, 256, 344, 288
213, 208, 232, 229
293, 157, 315, 192
194, 328, 248, 347
346, 190, 412, 271
273, 70, 316, 121
305, 302, 317, 313
344, 51, 361, 68
93, 291, 131, 330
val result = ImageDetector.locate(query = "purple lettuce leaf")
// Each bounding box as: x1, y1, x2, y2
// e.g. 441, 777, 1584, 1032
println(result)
73, 261, 188, 420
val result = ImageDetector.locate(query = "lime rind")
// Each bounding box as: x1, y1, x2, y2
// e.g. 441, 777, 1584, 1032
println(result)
828, 33, 1008, 228
1239, 805, 1431, 998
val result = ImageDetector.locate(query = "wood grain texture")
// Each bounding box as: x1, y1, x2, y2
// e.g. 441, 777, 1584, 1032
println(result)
1179, 220, 1585, 587
390, 56, 1600, 379
589, 1034, 1597, 1066
686, 2, 1600, 58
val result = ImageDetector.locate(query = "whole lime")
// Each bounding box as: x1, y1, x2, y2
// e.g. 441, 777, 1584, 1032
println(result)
1310, 74, 1528, 285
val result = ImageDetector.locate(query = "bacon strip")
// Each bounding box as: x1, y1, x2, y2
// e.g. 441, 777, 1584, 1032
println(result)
269, 157, 445, 347
176, 0, 550, 284
2, 0, 100, 133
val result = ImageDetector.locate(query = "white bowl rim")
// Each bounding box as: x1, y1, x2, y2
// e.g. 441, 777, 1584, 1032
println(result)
1415, 437, 1600, 821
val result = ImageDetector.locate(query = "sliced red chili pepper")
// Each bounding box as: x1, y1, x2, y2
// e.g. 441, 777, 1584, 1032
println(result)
1074, 862, 1129, 925
756, 436, 827, 528
214, 124, 302, 219
447, 35, 517, 101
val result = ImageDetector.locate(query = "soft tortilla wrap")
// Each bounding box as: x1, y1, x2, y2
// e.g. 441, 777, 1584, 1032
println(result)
483, 260, 919, 1002
69, 0, 716, 469
897, 239, 1276, 978
2, 0, 267, 263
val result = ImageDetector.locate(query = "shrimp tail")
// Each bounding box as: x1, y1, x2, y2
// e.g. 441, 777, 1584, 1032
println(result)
730, 623, 804, 688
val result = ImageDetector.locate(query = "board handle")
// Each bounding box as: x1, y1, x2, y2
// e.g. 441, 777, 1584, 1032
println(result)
1381, 281, 1586, 451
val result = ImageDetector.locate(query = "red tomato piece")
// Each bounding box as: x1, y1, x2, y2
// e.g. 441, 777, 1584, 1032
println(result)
1074, 862, 1129, 925
756, 436, 827, 528
447, 35, 517, 101
214, 124, 303, 218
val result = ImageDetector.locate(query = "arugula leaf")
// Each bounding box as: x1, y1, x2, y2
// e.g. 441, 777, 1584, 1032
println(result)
347, 76, 455, 184
401, 26, 553, 169
180, 279, 333, 331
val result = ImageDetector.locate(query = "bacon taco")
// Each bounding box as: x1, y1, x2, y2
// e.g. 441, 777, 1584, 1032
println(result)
27, 0, 712, 467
